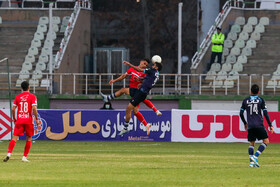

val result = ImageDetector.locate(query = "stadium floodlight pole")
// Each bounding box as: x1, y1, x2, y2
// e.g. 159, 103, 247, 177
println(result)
49, 2, 53, 94
0, 58, 13, 140
178, 2, 183, 92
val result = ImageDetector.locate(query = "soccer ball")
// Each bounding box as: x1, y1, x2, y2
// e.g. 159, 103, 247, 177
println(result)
151, 55, 162, 63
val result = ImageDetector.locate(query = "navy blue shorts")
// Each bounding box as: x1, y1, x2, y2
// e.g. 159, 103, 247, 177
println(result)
130, 90, 147, 107
129, 88, 138, 98
247, 127, 268, 141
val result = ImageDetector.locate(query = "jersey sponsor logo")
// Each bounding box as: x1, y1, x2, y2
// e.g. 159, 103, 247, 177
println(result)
20, 95, 29, 101
0, 110, 11, 139
32, 114, 47, 140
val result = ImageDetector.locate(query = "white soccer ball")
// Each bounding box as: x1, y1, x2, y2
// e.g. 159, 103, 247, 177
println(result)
151, 55, 162, 63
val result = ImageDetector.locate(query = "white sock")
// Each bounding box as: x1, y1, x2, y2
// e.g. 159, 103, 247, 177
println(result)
7, 153, 11, 157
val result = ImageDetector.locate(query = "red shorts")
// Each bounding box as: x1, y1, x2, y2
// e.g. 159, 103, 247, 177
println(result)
13, 123, 34, 137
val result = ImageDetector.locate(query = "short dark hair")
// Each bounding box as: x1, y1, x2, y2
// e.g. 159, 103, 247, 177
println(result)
251, 84, 259, 95
21, 81, 29, 91
155, 62, 162, 71
142, 58, 151, 64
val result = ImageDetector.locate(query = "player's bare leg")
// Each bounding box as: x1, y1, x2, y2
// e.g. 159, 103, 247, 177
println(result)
22, 136, 32, 162
143, 99, 162, 116
101, 88, 129, 102
132, 107, 151, 135
3, 135, 19, 162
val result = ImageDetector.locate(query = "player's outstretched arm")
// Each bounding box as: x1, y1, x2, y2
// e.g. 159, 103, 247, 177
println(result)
123, 61, 144, 72
32, 105, 40, 125
109, 74, 128, 85
12, 105, 17, 123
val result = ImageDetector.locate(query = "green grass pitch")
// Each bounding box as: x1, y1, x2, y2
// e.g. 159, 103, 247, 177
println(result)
0, 141, 279, 186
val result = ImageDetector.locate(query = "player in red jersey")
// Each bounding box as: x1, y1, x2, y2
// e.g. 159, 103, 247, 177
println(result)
101, 59, 162, 126
3, 81, 40, 162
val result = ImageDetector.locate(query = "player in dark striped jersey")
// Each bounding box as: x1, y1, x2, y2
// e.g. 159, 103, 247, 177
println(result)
119, 60, 162, 136
240, 84, 274, 167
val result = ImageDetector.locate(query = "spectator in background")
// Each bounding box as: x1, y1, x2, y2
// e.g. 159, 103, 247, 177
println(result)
208, 27, 225, 71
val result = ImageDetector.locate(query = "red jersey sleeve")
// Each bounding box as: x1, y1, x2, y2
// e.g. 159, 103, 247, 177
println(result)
126, 68, 133, 75
13, 96, 19, 107
32, 95, 37, 106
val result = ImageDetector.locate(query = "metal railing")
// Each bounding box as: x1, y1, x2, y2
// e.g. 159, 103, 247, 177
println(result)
1, 72, 279, 96
191, 0, 279, 70
0, 0, 91, 9
191, 0, 232, 70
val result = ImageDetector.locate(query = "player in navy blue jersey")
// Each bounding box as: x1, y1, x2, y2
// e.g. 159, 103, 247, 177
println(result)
119, 60, 162, 136
240, 84, 274, 167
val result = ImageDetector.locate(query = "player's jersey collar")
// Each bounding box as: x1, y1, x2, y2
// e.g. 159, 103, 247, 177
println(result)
250, 95, 258, 101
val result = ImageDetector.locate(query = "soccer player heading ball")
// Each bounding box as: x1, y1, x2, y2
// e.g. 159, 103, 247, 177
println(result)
3, 81, 41, 163
119, 60, 163, 136
240, 84, 274, 167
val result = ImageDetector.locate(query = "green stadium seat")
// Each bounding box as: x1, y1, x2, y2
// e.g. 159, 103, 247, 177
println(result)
216, 70, 228, 80
52, 16, 61, 25
28, 47, 39, 56
230, 47, 241, 56
19, 70, 30, 79
205, 71, 216, 81
266, 80, 277, 89
221, 63, 232, 72
248, 16, 258, 26
227, 32, 237, 41
230, 24, 241, 33
241, 47, 252, 56
233, 62, 243, 72
41, 79, 50, 87
238, 32, 249, 40
25, 55, 35, 64
250, 32, 261, 40
255, 24, 265, 33
62, 16, 70, 26
43, 39, 54, 48
224, 39, 233, 48
31, 39, 42, 48
246, 40, 256, 48
234, 39, 245, 49
235, 17, 245, 26
243, 24, 253, 33
223, 47, 229, 56
226, 55, 237, 64
16, 79, 26, 87
34, 32, 44, 41
237, 55, 247, 64
223, 80, 234, 88
39, 16, 49, 25
39, 55, 48, 63
211, 80, 224, 88
210, 63, 221, 72
22, 62, 33, 71
29, 79, 40, 87
227, 71, 239, 80
47, 31, 57, 40
37, 24, 47, 33
32, 70, 43, 79
35, 62, 46, 71
259, 17, 269, 26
